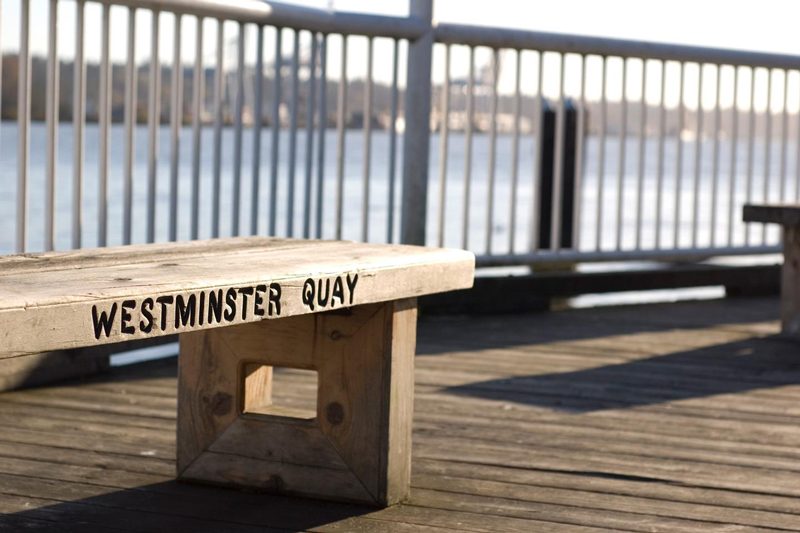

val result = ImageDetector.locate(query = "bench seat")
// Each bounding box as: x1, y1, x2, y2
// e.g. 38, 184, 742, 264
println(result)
0, 237, 475, 505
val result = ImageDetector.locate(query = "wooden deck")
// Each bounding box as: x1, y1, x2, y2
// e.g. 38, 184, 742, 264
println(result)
1, 297, 799, 531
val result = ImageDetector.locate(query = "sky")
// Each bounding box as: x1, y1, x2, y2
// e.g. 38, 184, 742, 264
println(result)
3, 0, 800, 109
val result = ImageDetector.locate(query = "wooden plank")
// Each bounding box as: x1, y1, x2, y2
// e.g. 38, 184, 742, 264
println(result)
375, 504, 614, 533
414, 458, 800, 516
414, 476, 800, 531
412, 419, 800, 475
0, 237, 301, 273
413, 411, 800, 463
314, 303, 401, 504
0, 238, 473, 358
413, 366, 800, 419
176, 328, 240, 474
415, 438, 800, 498
0, 438, 173, 476
383, 298, 417, 503
408, 488, 752, 533
412, 390, 800, 448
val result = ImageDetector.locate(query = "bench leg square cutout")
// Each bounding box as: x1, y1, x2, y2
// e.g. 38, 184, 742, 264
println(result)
241, 364, 318, 420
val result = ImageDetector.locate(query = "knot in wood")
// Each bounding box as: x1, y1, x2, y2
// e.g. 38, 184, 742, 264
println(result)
205, 391, 233, 416
325, 402, 345, 425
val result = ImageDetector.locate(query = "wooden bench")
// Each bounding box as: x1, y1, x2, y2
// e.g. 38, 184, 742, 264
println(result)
743, 204, 800, 335
0, 237, 474, 506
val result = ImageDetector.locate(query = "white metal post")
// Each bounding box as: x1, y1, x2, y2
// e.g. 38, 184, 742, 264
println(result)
400, 0, 433, 245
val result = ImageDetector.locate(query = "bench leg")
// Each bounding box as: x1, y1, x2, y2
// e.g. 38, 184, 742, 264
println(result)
782, 226, 800, 336
176, 299, 416, 506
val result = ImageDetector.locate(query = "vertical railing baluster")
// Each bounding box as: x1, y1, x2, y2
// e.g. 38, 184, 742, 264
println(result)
386, 38, 399, 243
361, 37, 374, 242
16, 0, 30, 253
595, 56, 607, 251
531, 51, 545, 251
779, 70, 789, 203
98, 3, 111, 247
437, 44, 450, 247
672, 62, 685, 248
574, 54, 587, 250
795, 71, 800, 202
316, 34, 328, 239
462, 46, 475, 250
211, 20, 223, 238
655, 60, 667, 249
191, 17, 204, 240
0, 0, 3, 142
72, 0, 86, 249
251, 24, 264, 236
508, 49, 522, 253
400, 0, 433, 246
691, 64, 704, 247
709, 64, 722, 247
335, 35, 348, 240
147, 11, 161, 243
232, 23, 245, 236
169, 14, 183, 242
615, 57, 628, 250
551, 52, 566, 250
761, 69, 773, 243
634, 59, 647, 249
485, 48, 499, 254
45, 0, 59, 251
123, 7, 137, 245
744, 68, 756, 245
727, 67, 740, 246
302, 34, 318, 239
287, 30, 300, 236
269, 28, 282, 235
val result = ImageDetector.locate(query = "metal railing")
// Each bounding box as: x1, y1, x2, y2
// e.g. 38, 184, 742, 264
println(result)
0, 0, 793, 269
2, 0, 420, 254
430, 24, 799, 266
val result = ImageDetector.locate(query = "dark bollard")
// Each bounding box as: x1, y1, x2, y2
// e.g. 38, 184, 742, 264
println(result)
537, 98, 579, 250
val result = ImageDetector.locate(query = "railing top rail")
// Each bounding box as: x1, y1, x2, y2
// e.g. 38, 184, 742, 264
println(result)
95, 0, 427, 39
435, 22, 800, 70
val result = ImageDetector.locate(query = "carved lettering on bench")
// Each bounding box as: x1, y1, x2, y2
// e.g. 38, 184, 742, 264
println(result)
89, 282, 285, 340
88, 273, 358, 340
301, 273, 358, 311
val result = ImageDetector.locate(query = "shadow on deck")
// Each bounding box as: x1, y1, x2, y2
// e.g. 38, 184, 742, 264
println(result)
1, 296, 800, 531
443, 333, 800, 412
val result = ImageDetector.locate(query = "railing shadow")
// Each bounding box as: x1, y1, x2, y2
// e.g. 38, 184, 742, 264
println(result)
418, 297, 779, 356
442, 333, 800, 412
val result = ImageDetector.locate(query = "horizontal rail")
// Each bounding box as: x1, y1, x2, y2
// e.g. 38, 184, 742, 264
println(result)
434, 23, 800, 69
95, 0, 427, 39
476, 246, 782, 267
